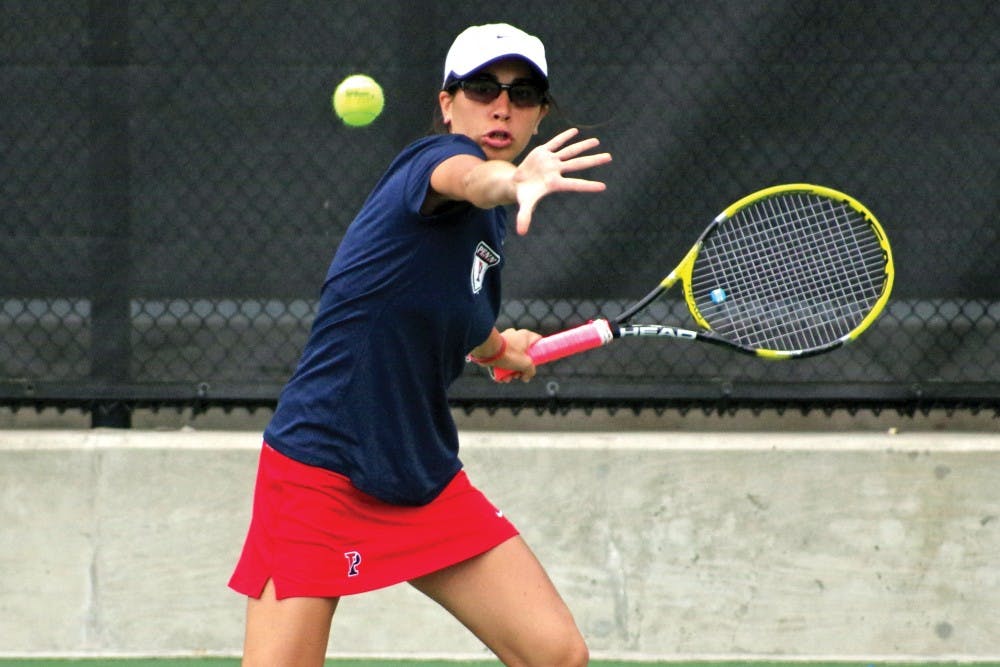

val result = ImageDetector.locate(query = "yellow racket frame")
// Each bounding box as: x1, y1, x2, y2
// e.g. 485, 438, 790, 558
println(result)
660, 183, 895, 358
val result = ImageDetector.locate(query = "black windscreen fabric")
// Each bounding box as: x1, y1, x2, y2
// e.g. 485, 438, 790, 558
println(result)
1, 1, 997, 411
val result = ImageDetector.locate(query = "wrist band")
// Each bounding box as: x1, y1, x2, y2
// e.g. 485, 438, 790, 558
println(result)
467, 336, 507, 365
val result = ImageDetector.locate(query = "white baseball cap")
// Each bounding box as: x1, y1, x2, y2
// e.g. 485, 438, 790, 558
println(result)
442, 23, 548, 88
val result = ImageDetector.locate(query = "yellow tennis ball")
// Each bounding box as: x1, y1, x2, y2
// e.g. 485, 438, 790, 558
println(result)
332, 74, 384, 127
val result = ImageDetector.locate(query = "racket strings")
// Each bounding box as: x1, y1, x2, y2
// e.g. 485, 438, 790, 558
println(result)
712, 197, 883, 348
691, 193, 887, 352
740, 197, 879, 345
714, 207, 880, 349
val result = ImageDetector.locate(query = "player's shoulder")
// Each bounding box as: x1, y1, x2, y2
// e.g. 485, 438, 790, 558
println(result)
400, 133, 485, 161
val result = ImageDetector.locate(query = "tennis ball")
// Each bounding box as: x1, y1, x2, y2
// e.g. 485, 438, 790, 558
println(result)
332, 74, 384, 127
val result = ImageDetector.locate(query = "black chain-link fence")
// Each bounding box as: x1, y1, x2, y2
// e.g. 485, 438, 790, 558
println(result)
2, 1, 998, 423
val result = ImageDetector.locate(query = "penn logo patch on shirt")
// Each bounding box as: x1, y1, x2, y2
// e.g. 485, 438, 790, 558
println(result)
470, 241, 500, 294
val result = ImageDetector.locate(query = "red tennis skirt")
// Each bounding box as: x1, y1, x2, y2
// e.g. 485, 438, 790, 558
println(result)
228, 443, 519, 599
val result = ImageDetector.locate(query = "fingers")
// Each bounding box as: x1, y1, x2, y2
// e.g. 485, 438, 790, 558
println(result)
545, 132, 611, 184
493, 328, 540, 381
560, 151, 613, 175
553, 177, 608, 194
516, 176, 604, 235
511, 329, 540, 381
554, 136, 601, 160
542, 130, 611, 168
515, 128, 611, 235
516, 206, 534, 236
541, 127, 581, 152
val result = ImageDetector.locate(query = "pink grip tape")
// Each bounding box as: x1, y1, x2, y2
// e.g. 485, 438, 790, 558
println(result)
492, 319, 614, 381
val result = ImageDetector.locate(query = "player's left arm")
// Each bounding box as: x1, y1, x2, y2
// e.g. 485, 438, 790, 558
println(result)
423, 129, 611, 231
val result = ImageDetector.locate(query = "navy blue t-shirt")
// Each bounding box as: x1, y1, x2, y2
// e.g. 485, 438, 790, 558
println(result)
264, 134, 506, 506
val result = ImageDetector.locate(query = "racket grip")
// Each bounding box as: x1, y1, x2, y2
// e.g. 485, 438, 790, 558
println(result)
491, 319, 614, 382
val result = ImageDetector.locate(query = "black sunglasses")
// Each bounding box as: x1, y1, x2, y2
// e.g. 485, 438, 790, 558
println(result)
452, 75, 548, 108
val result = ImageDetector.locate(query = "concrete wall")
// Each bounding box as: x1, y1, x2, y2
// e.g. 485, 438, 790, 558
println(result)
2, 428, 999, 661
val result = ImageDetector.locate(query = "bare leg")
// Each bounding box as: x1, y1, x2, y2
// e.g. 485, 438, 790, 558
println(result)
410, 536, 588, 667
241, 579, 339, 667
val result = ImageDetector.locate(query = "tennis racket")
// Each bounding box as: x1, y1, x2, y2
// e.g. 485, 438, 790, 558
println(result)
493, 183, 894, 381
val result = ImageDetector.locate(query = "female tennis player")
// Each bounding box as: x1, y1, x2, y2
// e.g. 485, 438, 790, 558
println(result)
229, 23, 611, 666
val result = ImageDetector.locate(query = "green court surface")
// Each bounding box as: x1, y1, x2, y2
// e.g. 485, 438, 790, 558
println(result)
4, 661, 1000, 667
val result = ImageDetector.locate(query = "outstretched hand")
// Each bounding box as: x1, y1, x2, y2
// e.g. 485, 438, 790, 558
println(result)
513, 128, 612, 235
